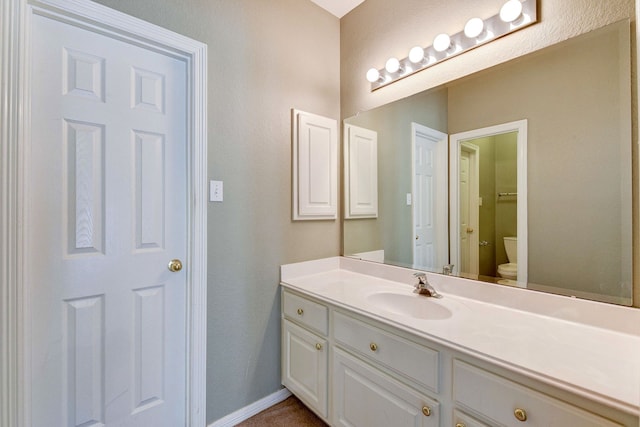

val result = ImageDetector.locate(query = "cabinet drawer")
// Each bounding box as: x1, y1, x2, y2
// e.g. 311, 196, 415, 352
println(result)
334, 311, 439, 393
283, 290, 328, 335
453, 409, 491, 427
333, 348, 439, 427
453, 360, 623, 426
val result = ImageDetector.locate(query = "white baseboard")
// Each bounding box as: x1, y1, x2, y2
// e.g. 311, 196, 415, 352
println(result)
208, 388, 292, 427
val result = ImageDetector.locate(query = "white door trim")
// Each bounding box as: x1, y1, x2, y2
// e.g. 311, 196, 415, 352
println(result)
0, 1, 208, 426
449, 120, 527, 285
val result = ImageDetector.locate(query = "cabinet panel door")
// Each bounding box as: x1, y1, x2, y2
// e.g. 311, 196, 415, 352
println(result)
333, 348, 439, 427
344, 124, 378, 218
282, 320, 327, 417
292, 109, 338, 220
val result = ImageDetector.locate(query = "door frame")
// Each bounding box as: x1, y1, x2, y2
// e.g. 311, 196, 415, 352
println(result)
410, 122, 448, 270
449, 120, 527, 285
0, 1, 208, 425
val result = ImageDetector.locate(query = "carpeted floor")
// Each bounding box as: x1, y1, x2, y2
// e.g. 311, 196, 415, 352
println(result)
235, 395, 327, 426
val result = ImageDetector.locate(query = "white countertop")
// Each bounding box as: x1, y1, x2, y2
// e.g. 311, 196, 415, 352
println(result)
280, 257, 640, 415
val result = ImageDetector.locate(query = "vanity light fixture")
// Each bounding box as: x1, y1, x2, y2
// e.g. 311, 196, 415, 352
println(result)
500, 0, 524, 23
433, 33, 452, 53
366, 67, 382, 83
408, 46, 426, 64
366, 0, 537, 90
464, 17, 485, 39
385, 57, 402, 73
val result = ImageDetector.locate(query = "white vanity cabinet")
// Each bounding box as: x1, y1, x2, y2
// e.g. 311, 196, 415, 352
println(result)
281, 290, 329, 419
280, 286, 637, 427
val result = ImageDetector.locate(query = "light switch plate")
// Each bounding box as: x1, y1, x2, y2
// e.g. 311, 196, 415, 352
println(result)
210, 180, 223, 202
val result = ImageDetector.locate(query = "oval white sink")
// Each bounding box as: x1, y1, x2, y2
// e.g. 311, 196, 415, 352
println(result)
366, 292, 452, 320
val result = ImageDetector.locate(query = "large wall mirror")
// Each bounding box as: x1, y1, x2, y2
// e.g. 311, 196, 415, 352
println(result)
343, 21, 633, 306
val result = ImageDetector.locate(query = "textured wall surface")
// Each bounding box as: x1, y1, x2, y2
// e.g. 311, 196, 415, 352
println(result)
341, 0, 635, 118
91, 0, 340, 423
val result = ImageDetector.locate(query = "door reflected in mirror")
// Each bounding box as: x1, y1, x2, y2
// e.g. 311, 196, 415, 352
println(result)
450, 122, 527, 288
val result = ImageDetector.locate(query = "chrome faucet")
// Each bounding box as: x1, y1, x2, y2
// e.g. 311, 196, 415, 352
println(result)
413, 272, 442, 298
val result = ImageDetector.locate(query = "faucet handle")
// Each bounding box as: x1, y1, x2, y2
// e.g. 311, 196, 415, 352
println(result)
413, 271, 427, 284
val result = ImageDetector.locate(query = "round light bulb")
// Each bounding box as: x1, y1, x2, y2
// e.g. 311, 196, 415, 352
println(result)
385, 57, 401, 73
500, 0, 523, 23
464, 17, 485, 39
366, 68, 380, 83
408, 46, 425, 64
433, 33, 451, 53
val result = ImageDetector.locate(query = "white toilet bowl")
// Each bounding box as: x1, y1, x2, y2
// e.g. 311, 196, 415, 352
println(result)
497, 262, 517, 280
497, 236, 517, 280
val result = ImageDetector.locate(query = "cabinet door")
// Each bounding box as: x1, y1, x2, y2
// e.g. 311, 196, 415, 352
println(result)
333, 348, 439, 427
282, 320, 328, 417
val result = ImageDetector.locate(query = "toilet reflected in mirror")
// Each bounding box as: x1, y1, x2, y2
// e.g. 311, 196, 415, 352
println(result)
497, 236, 517, 285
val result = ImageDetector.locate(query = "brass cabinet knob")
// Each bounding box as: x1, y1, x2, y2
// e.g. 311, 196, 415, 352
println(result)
514, 408, 527, 422
296, 308, 304, 315
455, 423, 466, 427
167, 259, 183, 272
315, 343, 322, 351
369, 343, 378, 352
421, 406, 431, 417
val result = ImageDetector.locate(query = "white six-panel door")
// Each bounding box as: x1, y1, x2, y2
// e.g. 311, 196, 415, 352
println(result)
28, 12, 188, 426
412, 123, 448, 271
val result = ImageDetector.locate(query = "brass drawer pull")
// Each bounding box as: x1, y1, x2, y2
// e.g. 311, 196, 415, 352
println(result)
421, 406, 431, 417
514, 408, 527, 422
369, 342, 378, 352
455, 423, 466, 427
315, 343, 322, 351
296, 308, 304, 315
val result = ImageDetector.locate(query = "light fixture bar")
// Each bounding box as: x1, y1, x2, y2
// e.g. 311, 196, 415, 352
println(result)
367, 0, 537, 91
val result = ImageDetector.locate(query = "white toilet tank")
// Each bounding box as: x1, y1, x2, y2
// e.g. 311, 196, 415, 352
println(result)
503, 236, 517, 263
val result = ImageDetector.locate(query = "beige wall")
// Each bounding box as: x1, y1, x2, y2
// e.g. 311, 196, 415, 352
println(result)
91, 0, 340, 422
341, 0, 634, 118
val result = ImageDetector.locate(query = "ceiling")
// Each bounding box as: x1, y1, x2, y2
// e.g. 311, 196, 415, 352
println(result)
310, 0, 366, 18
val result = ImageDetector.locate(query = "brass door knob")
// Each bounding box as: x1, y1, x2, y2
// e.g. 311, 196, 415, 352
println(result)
369, 343, 378, 352
168, 259, 183, 272
421, 406, 431, 417
466, 227, 474, 233
514, 408, 527, 422
315, 343, 323, 351
455, 423, 466, 427
297, 308, 304, 315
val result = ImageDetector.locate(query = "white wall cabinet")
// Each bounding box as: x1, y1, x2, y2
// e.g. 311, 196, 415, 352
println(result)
280, 288, 636, 427
292, 109, 338, 221
344, 124, 378, 219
